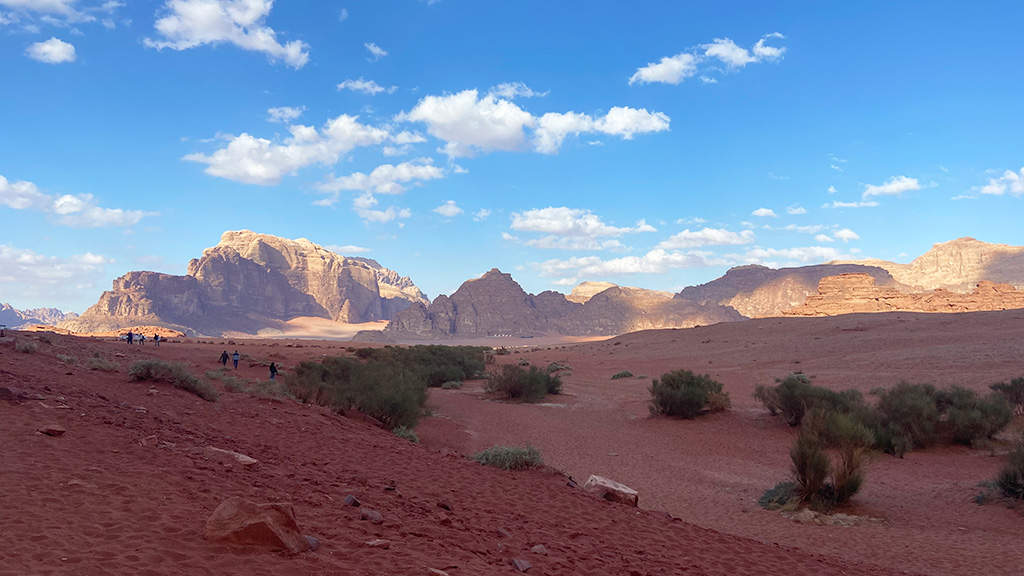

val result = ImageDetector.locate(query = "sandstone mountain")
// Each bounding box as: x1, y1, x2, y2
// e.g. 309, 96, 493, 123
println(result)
60, 231, 428, 336
674, 263, 903, 318
835, 237, 1024, 292
567, 281, 620, 304
785, 273, 1024, 316
356, 269, 743, 341
0, 303, 77, 329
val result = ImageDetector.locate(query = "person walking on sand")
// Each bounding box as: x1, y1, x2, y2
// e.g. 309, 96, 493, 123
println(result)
231, 350, 240, 369
154, 334, 160, 347
219, 350, 229, 367
126, 331, 133, 345
269, 362, 278, 381
139, 334, 145, 346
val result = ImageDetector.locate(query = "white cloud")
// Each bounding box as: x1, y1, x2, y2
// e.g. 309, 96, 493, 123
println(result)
315, 161, 444, 205
536, 249, 720, 279
702, 38, 758, 68
752, 208, 777, 218
325, 244, 370, 254
525, 237, 627, 251
830, 164, 844, 172
0, 244, 113, 308
655, 227, 755, 249
863, 175, 920, 198
184, 114, 389, 185
382, 130, 427, 156
783, 223, 827, 234
364, 41, 387, 61
0, 0, 94, 24
433, 200, 462, 218
145, 0, 309, 68
510, 207, 655, 238
0, 174, 149, 228
488, 82, 548, 99
827, 185, 838, 194
474, 208, 491, 221
337, 7, 347, 22
739, 245, 846, 266
786, 206, 807, 215
824, 200, 879, 208
351, 192, 410, 223
266, 105, 304, 123
338, 77, 397, 95
834, 228, 860, 242
25, 37, 76, 63
629, 53, 699, 85
978, 168, 1024, 197
699, 75, 718, 84
533, 107, 669, 154
815, 234, 834, 243
396, 90, 535, 157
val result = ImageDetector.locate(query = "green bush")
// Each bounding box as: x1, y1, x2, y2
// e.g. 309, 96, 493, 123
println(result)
611, 370, 633, 380
758, 481, 799, 510
56, 354, 77, 365
941, 387, 1013, 445
873, 383, 941, 454
129, 359, 219, 402
350, 362, 427, 429
649, 370, 729, 419
771, 373, 863, 427
441, 380, 463, 389
351, 345, 488, 387
996, 433, 1024, 500
790, 431, 829, 502
486, 364, 561, 402
472, 446, 542, 470
546, 362, 571, 374
392, 425, 420, 443
753, 384, 781, 416
14, 339, 37, 354
825, 412, 874, 504
87, 356, 119, 372
991, 377, 1024, 415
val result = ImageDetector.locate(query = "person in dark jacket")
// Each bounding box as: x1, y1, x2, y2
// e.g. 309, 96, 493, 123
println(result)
231, 350, 240, 369
219, 350, 229, 367
269, 362, 278, 380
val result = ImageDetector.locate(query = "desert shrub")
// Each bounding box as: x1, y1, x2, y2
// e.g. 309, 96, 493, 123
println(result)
87, 356, 119, 372
996, 433, 1024, 500
790, 431, 829, 502
392, 425, 420, 443
649, 370, 728, 419
753, 384, 781, 415
205, 370, 249, 393
350, 362, 427, 429
286, 357, 357, 407
351, 345, 487, 387
611, 370, 633, 380
873, 382, 941, 454
758, 481, 799, 510
129, 359, 218, 402
14, 339, 37, 354
472, 446, 542, 470
991, 377, 1024, 415
518, 358, 530, 366
245, 379, 293, 399
56, 354, 77, 365
941, 387, 1013, 445
825, 412, 874, 504
772, 373, 865, 427
486, 364, 561, 402
441, 380, 463, 389
546, 362, 570, 373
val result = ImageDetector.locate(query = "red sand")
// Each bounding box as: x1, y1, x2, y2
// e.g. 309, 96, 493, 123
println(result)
2, 310, 1022, 575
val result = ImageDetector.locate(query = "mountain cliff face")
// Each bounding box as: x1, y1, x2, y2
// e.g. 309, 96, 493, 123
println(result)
60, 231, 428, 336
356, 269, 743, 341
0, 303, 77, 329
836, 237, 1024, 291
785, 273, 1024, 316
674, 264, 903, 318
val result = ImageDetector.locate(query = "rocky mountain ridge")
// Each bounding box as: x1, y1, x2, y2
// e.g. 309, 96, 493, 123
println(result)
0, 303, 77, 329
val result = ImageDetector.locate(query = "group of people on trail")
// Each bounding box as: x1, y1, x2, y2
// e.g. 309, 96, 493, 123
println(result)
218, 349, 277, 380
124, 331, 160, 346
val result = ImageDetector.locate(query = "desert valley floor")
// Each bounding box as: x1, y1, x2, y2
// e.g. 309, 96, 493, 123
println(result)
3, 310, 1024, 575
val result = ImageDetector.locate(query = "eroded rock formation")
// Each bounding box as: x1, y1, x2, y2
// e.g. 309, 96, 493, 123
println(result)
0, 303, 77, 329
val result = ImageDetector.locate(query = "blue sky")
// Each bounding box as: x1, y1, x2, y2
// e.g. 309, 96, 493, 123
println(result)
1, 1, 1022, 312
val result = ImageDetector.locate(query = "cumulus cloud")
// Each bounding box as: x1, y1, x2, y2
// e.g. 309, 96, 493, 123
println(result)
266, 105, 304, 123
315, 161, 444, 205
338, 77, 397, 96
383, 130, 427, 156
145, 0, 309, 68
0, 244, 112, 309
488, 82, 548, 99
25, 37, 76, 63
433, 200, 463, 218
978, 168, 1024, 197
0, 0, 97, 24
630, 33, 785, 85
0, 174, 150, 228
364, 42, 387, 61
655, 227, 756, 249
862, 175, 920, 198
739, 245, 847, 266
786, 206, 807, 215
536, 249, 720, 281
824, 200, 879, 208
325, 243, 370, 254
474, 208, 491, 221
834, 228, 860, 242
752, 207, 777, 218
827, 185, 838, 194
533, 107, 669, 154
525, 237, 627, 251
351, 192, 410, 223
815, 234, 834, 243
783, 223, 827, 234
184, 114, 389, 185
510, 207, 655, 238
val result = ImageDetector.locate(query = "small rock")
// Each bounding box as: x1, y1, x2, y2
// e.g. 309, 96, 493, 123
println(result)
583, 475, 639, 507
498, 527, 512, 539
38, 424, 66, 437
437, 499, 452, 511
141, 435, 159, 447
365, 538, 390, 549
511, 558, 532, 572
304, 535, 320, 551
204, 446, 259, 468
0, 386, 23, 402
204, 497, 310, 554
427, 569, 450, 576
360, 508, 384, 525
147, 389, 158, 396
530, 544, 548, 555
791, 509, 816, 523
67, 479, 97, 489
343, 494, 361, 507
438, 512, 452, 526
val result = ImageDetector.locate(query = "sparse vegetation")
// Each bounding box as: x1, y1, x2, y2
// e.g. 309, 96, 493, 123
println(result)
87, 356, 120, 372
611, 370, 633, 380
129, 359, 219, 402
205, 370, 252, 393
485, 364, 562, 402
392, 425, 420, 443
995, 433, 1024, 500
56, 354, 78, 365
649, 369, 730, 419
472, 445, 542, 470
546, 362, 571, 373
352, 345, 488, 387
14, 339, 38, 354
991, 377, 1024, 415
441, 380, 463, 389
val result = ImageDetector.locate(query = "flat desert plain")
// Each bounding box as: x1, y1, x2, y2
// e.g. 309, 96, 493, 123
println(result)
2, 310, 1023, 575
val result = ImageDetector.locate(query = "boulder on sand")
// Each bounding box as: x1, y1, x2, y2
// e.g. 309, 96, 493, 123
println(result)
204, 497, 311, 554
583, 475, 639, 507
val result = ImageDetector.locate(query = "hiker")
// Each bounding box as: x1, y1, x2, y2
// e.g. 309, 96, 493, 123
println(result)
231, 350, 240, 369
269, 362, 278, 381
126, 331, 133, 345
154, 334, 160, 346
219, 350, 229, 367
138, 334, 145, 345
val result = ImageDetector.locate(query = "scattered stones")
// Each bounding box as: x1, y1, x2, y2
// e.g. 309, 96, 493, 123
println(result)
498, 527, 512, 539
343, 494, 361, 507
204, 446, 259, 468
147, 389, 158, 396
204, 497, 311, 554
360, 508, 384, 525
304, 535, 320, 551
511, 558, 532, 572
0, 386, 23, 402
583, 475, 639, 507
365, 538, 391, 549
530, 544, 548, 555
141, 435, 159, 447
38, 424, 66, 437
67, 479, 97, 489
782, 508, 886, 527
438, 512, 452, 526
436, 499, 452, 511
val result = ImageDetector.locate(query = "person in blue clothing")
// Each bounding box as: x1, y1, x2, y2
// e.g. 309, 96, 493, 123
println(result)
269, 362, 278, 380
231, 350, 240, 369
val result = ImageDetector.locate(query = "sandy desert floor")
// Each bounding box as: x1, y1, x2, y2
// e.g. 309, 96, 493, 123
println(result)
2, 310, 1022, 575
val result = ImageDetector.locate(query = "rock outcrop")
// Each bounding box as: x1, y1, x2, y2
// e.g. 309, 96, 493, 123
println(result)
204, 497, 310, 554
0, 303, 77, 329
356, 269, 742, 341
60, 230, 428, 336
583, 475, 639, 507
836, 237, 1024, 292
567, 281, 619, 304
674, 264, 904, 318
785, 273, 1024, 316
